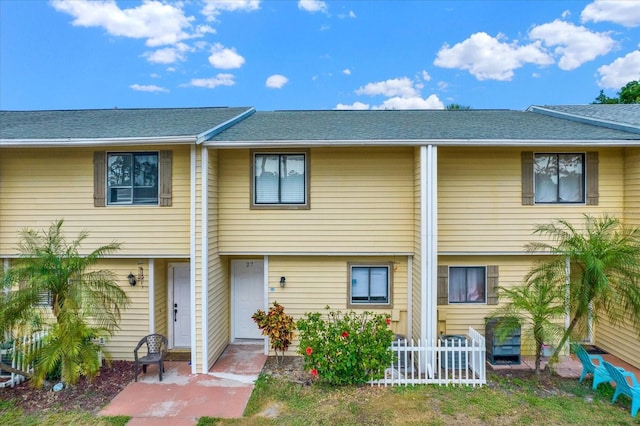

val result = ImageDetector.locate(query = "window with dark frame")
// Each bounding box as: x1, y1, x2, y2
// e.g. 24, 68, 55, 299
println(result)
254, 153, 306, 205
107, 152, 159, 205
448, 266, 486, 304
534, 153, 585, 204
350, 265, 391, 305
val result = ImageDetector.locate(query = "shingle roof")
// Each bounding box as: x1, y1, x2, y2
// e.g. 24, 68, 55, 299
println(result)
0, 107, 253, 141
207, 109, 640, 144
530, 104, 640, 128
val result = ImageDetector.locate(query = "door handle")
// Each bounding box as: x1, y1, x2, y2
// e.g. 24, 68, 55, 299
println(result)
174, 303, 178, 322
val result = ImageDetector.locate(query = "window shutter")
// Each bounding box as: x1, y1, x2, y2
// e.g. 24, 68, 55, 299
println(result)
159, 150, 172, 207
437, 265, 449, 305
521, 151, 534, 205
586, 152, 599, 205
94, 151, 106, 207
487, 265, 499, 305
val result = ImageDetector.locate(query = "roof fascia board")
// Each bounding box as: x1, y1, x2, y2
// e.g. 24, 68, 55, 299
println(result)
196, 107, 256, 144
528, 106, 640, 135
204, 139, 640, 148
0, 136, 196, 148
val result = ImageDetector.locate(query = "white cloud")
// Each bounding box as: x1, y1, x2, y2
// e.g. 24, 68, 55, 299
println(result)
266, 74, 288, 88
349, 11, 356, 18
529, 20, 616, 70
338, 10, 357, 19
433, 32, 553, 81
373, 95, 444, 110
581, 0, 640, 28
51, 0, 195, 47
335, 101, 370, 110
597, 49, 640, 88
561, 9, 571, 19
298, 0, 328, 13
188, 73, 236, 88
201, 0, 261, 22
144, 43, 192, 64
208, 43, 245, 69
355, 77, 418, 97
437, 81, 448, 91
343, 69, 351, 75
129, 84, 168, 93
421, 70, 432, 82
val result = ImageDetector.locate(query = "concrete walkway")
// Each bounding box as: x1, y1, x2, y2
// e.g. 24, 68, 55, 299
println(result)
99, 343, 267, 425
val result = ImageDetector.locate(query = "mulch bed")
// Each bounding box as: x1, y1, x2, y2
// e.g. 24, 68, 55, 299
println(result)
0, 360, 134, 415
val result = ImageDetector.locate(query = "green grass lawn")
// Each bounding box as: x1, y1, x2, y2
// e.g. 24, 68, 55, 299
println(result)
2, 372, 639, 425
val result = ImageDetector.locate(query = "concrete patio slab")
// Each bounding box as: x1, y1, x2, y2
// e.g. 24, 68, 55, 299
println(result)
99, 342, 267, 425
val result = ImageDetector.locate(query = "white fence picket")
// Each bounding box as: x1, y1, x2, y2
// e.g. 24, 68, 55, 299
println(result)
370, 327, 486, 387
0, 330, 48, 388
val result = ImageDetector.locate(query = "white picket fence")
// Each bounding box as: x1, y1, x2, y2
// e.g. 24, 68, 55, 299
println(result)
0, 330, 48, 388
370, 327, 486, 387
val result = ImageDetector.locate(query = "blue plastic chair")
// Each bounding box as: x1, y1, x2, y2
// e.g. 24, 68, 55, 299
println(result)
573, 343, 617, 390
603, 361, 640, 417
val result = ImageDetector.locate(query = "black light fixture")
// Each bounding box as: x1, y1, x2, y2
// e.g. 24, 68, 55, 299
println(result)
280, 276, 286, 288
127, 264, 144, 287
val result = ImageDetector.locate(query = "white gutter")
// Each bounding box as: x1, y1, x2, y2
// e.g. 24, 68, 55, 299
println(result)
201, 147, 209, 373
204, 138, 640, 148
0, 136, 196, 148
189, 145, 197, 375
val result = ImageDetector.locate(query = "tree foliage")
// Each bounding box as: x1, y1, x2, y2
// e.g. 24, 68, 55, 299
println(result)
526, 214, 640, 362
252, 302, 296, 364
593, 80, 640, 104
0, 219, 130, 386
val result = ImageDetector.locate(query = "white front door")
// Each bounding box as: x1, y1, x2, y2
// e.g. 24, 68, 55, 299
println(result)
232, 260, 264, 340
171, 264, 191, 348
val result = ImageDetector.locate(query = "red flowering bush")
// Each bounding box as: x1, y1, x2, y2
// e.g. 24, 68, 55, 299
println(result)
297, 307, 393, 385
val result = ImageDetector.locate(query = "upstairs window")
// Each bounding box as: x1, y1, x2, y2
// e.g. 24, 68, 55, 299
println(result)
107, 152, 159, 205
534, 153, 584, 203
252, 152, 308, 208
348, 263, 392, 308
448, 266, 486, 304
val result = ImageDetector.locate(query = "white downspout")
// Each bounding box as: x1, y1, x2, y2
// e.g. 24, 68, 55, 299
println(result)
201, 147, 209, 373
420, 146, 428, 344
190, 145, 197, 374
148, 258, 155, 334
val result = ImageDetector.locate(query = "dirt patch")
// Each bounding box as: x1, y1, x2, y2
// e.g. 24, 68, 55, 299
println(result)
0, 360, 133, 415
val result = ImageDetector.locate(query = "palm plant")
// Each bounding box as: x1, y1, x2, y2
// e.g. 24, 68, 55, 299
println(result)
0, 219, 130, 386
488, 265, 566, 375
526, 214, 640, 363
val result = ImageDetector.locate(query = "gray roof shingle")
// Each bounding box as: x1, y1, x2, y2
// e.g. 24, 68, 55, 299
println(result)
0, 107, 253, 140
208, 109, 640, 143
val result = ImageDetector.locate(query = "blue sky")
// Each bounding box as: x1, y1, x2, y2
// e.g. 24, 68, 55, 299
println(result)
1, 0, 639, 112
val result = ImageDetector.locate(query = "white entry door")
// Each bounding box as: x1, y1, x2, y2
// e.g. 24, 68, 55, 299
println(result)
232, 260, 264, 340
171, 264, 191, 348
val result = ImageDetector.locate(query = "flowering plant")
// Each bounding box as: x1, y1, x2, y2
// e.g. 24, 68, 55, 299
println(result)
297, 306, 394, 385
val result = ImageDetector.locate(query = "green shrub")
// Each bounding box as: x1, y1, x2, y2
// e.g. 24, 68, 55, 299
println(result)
297, 307, 394, 385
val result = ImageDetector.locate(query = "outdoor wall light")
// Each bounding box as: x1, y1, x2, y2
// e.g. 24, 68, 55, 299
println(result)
127, 265, 144, 287
280, 276, 286, 288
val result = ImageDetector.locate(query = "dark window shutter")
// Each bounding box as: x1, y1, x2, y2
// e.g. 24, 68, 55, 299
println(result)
521, 151, 534, 205
487, 265, 499, 305
437, 265, 449, 305
586, 152, 599, 205
159, 150, 172, 207
94, 151, 106, 207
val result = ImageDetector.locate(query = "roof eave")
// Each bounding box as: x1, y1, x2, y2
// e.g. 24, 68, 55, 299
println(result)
0, 135, 197, 148
196, 107, 256, 144
203, 138, 640, 148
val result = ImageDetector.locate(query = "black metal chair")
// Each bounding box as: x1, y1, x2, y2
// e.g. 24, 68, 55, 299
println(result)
134, 334, 168, 382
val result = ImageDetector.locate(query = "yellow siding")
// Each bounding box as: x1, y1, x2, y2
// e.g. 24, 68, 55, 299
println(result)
154, 259, 169, 336
218, 147, 414, 253
436, 255, 548, 356
0, 146, 191, 257
412, 147, 422, 342
438, 147, 625, 253
595, 312, 640, 370
624, 147, 640, 228
207, 149, 232, 368
96, 259, 150, 361
266, 255, 408, 353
